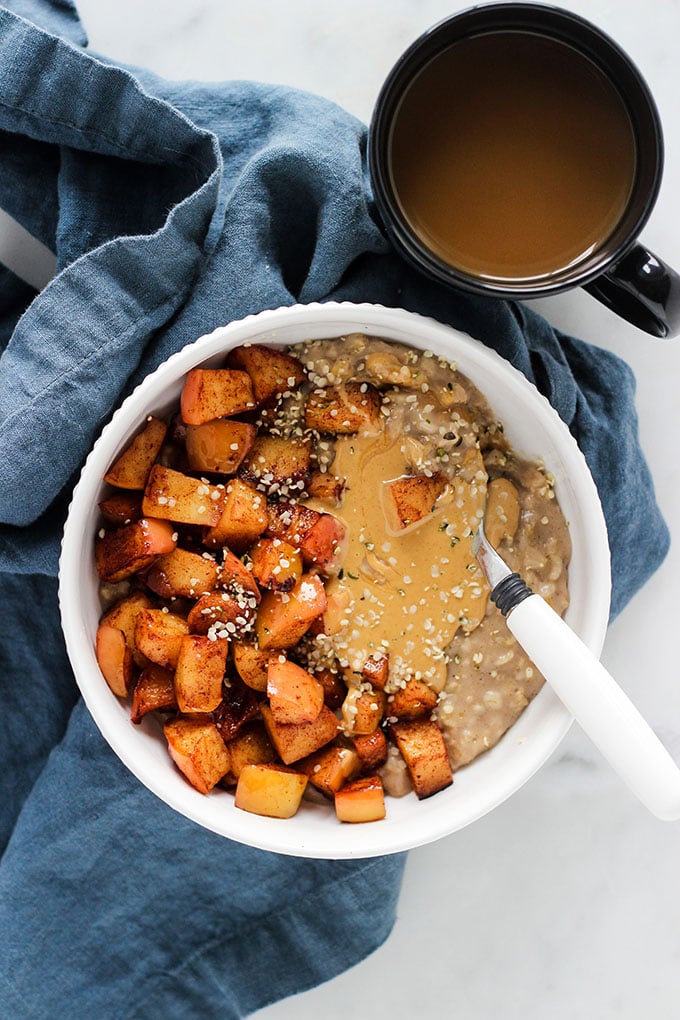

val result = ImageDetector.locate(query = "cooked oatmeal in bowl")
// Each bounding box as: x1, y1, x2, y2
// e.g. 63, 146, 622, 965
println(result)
59, 303, 610, 858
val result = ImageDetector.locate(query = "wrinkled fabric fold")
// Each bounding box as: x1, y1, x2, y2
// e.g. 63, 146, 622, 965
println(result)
0, 1, 670, 1018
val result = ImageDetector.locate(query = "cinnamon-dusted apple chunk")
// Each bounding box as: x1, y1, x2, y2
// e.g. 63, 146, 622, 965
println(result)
95, 518, 177, 583
185, 419, 257, 474
238, 435, 311, 495
180, 368, 256, 425
103, 415, 168, 490
389, 719, 453, 799
304, 381, 382, 434
134, 608, 190, 669
382, 472, 448, 531
260, 703, 339, 764
226, 343, 306, 405
234, 763, 308, 819
267, 657, 325, 725
164, 716, 231, 794
334, 775, 386, 823
95, 623, 134, 698
202, 478, 267, 553
131, 664, 178, 723
143, 546, 219, 599
174, 634, 229, 713
142, 464, 226, 526
255, 573, 327, 650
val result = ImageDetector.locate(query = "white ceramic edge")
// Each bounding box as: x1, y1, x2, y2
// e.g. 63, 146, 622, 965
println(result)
58, 302, 612, 859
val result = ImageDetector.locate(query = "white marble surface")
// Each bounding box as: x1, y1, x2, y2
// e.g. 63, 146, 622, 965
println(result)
4, 1, 680, 1017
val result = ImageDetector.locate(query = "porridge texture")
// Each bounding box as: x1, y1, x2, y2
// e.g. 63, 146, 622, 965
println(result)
292, 335, 570, 795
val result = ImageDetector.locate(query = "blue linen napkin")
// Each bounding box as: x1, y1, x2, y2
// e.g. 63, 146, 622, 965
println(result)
0, 2, 670, 1017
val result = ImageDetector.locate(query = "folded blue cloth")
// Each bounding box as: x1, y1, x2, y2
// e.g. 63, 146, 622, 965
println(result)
0, 2, 670, 1018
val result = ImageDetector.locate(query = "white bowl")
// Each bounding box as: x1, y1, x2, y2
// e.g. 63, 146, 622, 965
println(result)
59, 302, 611, 859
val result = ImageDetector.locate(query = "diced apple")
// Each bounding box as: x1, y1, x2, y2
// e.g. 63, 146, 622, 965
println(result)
261, 703, 339, 764
142, 465, 226, 526
186, 590, 254, 637
267, 657, 324, 725
210, 675, 260, 742
226, 344, 306, 405
314, 667, 347, 710
265, 500, 319, 545
143, 546, 219, 599
100, 590, 154, 667
218, 547, 261, 604
180, 368, 256, 425
304, 381, 382, 434
382, 472, 449, 531
255, 573, 327, 650
185, 419, 257, 474
352, 728, 388, 772
299, 512, 346, 572
308, 578, 351, 637
224, 721, 276, 779
298, 744, 360, 797
306, 471, 346, 504
174, 634, 228, 713
202, 478, 268, 553
334, 775, 386, 823
389, 719, 453, 799
134, 608, 189, 668
164, 716, 231, 794
341, 684, 386, 735
249, 537, 302, 592
95, 623, 134, 697
238, 435, 311, 494
234, 763, 308, 819
232, 641, 275, 692
103, 416, 168, 490
361, 653, 389, 690
388, 677, 438, 720
95, 518, 177, 583
98, 491, 143, 526
131, 664, 177, 723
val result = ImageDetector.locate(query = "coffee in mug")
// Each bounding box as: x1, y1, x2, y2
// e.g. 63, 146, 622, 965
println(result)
369, 3, 680, 338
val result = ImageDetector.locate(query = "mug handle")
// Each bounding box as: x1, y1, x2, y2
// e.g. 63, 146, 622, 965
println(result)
584, 243, 680, 338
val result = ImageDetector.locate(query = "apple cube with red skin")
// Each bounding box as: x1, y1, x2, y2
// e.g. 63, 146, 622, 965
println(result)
203, 479, 268, 553
226, 344, 306, 405
164, 716, 231, 794
142, 465, 226, 526
249, 537, 302, 592
104, 416, 168, 490
383, 472, 448, 531
255, 574, 327, 650
260, 703, 339, 764
143, 546, 219, 599
95, 623, 134, 697
334, 775, 386, 823
180, 368, 256, 425
267, 657, 324, 725
234, 763, 308, 819
134, 608, 189, 669
131, 664, 177, 723
265, 501, 345, 572
174, 634, 228, 713
95, 517, 177, 583
304, 381, 382, 434
185, 419, 257, 474
389, 719, 453, 799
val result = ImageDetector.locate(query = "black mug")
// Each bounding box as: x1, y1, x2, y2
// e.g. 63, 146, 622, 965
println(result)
369, 2, 680, 338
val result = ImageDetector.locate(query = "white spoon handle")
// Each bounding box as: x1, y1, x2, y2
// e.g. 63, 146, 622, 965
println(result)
506, 594, 680, 821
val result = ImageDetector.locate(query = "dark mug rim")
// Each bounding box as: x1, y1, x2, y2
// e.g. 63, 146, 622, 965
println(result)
368, 1, 664, 299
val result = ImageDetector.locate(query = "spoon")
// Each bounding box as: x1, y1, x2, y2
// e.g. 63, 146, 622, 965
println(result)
472, 520, 680, 820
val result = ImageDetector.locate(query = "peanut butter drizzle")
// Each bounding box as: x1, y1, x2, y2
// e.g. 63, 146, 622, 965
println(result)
325, 428, 490, 693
